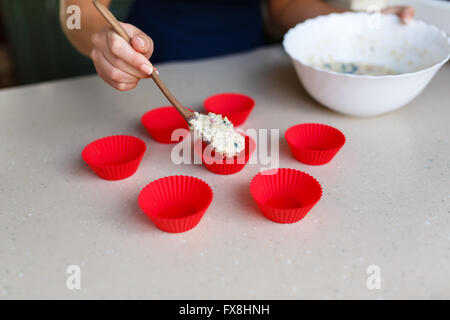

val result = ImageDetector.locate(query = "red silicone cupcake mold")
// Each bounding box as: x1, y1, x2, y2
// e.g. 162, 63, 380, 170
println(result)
203, 93, 255, 126
82, 135, 146, 180
194, 134, 256, 175
285, 123, 345, 165
138, 176, 213, 233
141, 106, 190, 143
250, 168, 322, 224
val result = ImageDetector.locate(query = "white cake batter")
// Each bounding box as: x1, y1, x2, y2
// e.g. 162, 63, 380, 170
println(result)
189, 112, 245, 157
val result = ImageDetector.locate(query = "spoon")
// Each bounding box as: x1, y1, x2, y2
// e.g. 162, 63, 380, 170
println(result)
92, 0, 194, 122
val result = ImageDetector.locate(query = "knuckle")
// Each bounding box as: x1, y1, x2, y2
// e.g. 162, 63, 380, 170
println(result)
109, 69, 122, 82
91, 33, 100, 46
110, 40, 122, 56
112, 56, 123, 68
107, 32, 123, 55
121, 22, 132, 31
107, 30, 116, 43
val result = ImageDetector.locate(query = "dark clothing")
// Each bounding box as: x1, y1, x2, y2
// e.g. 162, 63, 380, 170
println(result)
127, 0, 264, 63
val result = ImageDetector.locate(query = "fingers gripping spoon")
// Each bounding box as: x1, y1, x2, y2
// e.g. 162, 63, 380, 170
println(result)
92, 0, 194, 122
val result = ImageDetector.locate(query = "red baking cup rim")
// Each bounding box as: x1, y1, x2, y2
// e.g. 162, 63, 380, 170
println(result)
194, 133, 256, 175
138, 175, 213, 233
250, 168, 322, 224
81, 135, 146, 180
203, 93, 255, 126
285, 123, 345, 165
141, 106, 190, 144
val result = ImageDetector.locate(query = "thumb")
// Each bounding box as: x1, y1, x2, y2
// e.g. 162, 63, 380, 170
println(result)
131, 34, 154, 59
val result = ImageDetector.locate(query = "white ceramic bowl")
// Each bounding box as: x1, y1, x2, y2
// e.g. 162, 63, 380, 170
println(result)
283, 12, 450, 117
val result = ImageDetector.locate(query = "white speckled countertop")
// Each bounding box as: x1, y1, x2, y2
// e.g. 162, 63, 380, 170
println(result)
0, 46, 449, 299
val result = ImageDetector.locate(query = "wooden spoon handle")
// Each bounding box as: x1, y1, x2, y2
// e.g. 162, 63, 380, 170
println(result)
91, 0, 194, 121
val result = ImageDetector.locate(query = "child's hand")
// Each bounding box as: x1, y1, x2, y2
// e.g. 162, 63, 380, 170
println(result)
382, 6, 415, 24
90, 22, 154, 91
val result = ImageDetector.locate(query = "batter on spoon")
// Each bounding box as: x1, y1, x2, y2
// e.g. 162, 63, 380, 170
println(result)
189, 112, 245, 157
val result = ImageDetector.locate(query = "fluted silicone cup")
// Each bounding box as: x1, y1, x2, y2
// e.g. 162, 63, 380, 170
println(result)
138, 176, 213, 233
194, 134, 256, 175
285, 123, 345, 165
250, 168, 322, 223
141, 106, 190, 143
204, 93, 255, 126
82, 135, 146, 180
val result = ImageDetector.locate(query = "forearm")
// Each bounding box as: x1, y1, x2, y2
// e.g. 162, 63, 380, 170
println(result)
268, 0, 346, 31
60, 0, 111, 56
